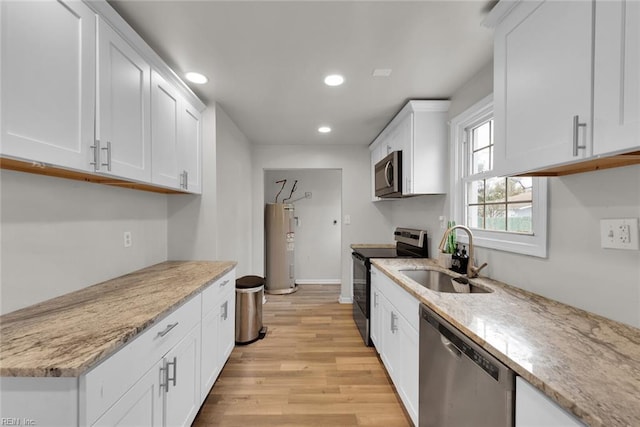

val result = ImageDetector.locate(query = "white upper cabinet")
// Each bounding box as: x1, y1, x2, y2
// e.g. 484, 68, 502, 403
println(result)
179, 100, 203, 194
593, 0, 640, 155
492, 0, 593, 176
0, 0, 96, 170
96, 18, 151, 181
151, 71, 203, 194
369, 100, 449, 200
151, 70, 181, 189
1, 0, 205, 193
488, 0, 640, 176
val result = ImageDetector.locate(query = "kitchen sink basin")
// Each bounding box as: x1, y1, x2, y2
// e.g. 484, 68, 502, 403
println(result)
398, 269, 492, 294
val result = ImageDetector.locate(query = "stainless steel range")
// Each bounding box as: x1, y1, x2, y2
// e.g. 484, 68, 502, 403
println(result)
351, 227, 429, 346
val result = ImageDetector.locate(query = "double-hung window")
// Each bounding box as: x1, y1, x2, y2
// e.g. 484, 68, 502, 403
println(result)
450, 95, 548, 257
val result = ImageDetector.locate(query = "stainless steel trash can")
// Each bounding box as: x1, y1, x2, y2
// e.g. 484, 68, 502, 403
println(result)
235, 276, 265, 345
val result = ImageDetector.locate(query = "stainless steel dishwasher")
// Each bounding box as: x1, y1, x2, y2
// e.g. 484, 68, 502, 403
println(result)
419, 304, 515, 427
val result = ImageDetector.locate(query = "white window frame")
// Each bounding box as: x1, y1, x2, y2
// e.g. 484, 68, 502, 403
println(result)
449, 94, 548, 258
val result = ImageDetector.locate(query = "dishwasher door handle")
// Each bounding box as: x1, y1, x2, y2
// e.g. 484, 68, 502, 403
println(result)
441, 335, 462, 358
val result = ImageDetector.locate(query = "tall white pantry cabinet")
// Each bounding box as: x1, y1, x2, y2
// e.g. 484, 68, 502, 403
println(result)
0, 0, 204, 194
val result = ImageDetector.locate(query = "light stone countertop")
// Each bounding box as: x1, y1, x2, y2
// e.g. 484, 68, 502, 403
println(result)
0, 261, 236, 378
371, 257, 640, 427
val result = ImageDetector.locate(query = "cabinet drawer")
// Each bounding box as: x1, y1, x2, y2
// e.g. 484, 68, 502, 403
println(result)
82, 294, 201, 425
202, 269, 235, 315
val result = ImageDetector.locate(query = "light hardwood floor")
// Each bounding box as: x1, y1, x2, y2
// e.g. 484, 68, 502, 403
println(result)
193, 284, 412, 426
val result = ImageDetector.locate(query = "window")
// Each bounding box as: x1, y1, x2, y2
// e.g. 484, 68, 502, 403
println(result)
450, 95, 548, 257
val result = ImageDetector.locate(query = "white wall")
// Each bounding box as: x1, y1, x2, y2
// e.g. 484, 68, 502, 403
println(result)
252, 145, 392, 301
0, 171, 168, 314
442, 58, 640, 327
167, 107, 218, 261
214, 105, 253, 277
264, 169, 342, 283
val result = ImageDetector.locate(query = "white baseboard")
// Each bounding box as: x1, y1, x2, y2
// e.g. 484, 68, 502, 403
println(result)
295, 279, 341, 285
338, 296, 353, 304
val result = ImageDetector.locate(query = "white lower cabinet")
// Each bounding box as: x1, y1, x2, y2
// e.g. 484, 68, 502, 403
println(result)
92, 359, 164, 427
200, 269, 236, 402
163, 325, 202, 427
0, 268, 236, 427
91, 324, 202, 427
516, 377, 585, 427
370, 266, 419, 425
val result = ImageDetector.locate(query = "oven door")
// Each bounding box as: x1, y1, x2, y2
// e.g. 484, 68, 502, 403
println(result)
352, 251, 371, 346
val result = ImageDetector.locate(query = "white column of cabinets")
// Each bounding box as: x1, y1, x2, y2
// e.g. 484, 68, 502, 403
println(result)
0, 0, 203, 194
370, 266, 419, 426
0, 0, 96, 170
490, 0, 639, 176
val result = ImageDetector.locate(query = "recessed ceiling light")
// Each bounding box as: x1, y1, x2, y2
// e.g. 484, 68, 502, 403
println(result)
185, 72, 208, 84
372, 68, 392, 77
324, 74, 344, 86
318, 126, 332, 133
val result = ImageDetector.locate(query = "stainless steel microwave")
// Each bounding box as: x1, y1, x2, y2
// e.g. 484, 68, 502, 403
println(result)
374, 151, 402, 198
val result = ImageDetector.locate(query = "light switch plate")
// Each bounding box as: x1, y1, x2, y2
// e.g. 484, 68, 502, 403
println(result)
600, 218, 639, 250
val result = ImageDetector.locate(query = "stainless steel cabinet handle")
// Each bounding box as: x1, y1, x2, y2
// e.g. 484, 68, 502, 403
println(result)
184, 170, 188, 190
156, 322, 179, 338
390, 312, 398, 333
572, 115, 587, 156
166, 356, 177, 389
159, 363, 169, 392
90, 140, 100, 171
101, 141, 111, 171
373, 292, 378, 308
221, 300, 228, 320
219, 279, 230, 288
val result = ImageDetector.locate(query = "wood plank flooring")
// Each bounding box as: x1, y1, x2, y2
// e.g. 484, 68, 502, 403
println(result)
193, 284, 412, 426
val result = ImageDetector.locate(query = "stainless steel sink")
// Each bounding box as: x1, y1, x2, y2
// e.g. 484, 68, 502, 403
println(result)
398, 269, 492, 294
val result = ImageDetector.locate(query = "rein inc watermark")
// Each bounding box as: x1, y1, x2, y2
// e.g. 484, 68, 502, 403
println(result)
1, 419, 36, 426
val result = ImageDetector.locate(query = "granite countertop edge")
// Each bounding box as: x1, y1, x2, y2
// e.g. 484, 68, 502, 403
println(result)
371, 257, 640, 427
0, 260, 237, 378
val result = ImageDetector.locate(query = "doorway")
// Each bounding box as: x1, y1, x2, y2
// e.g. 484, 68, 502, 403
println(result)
264, 169, 342, 284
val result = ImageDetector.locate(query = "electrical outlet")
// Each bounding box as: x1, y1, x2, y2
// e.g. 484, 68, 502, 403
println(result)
124, 231, 132, 248
600, 218, 639, 250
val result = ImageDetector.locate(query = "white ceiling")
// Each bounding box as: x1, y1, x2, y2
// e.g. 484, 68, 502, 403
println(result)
109, 0, 495, 146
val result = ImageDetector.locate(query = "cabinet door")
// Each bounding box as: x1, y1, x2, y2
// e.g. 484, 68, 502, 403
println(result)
178, 100, 202, 193
151, 70, 181, 189
379, 296, 401, 385
200, 307, 221, 403
370, 280, 382, 349
397, 317, 419, 426
1, 0, 95, 170
516, 377, 585, 427
164, 324, 201, 427
96, 19, 151, 181
593, 0, 640, 155
217, 294, 235, 367
494, 0, 593, 176
92, 360, 164, 427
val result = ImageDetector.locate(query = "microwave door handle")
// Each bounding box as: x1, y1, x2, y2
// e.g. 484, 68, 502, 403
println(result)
384, 161, 393, 187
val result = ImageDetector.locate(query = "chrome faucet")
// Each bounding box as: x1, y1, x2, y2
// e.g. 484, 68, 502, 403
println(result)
438, 225, 488, 278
